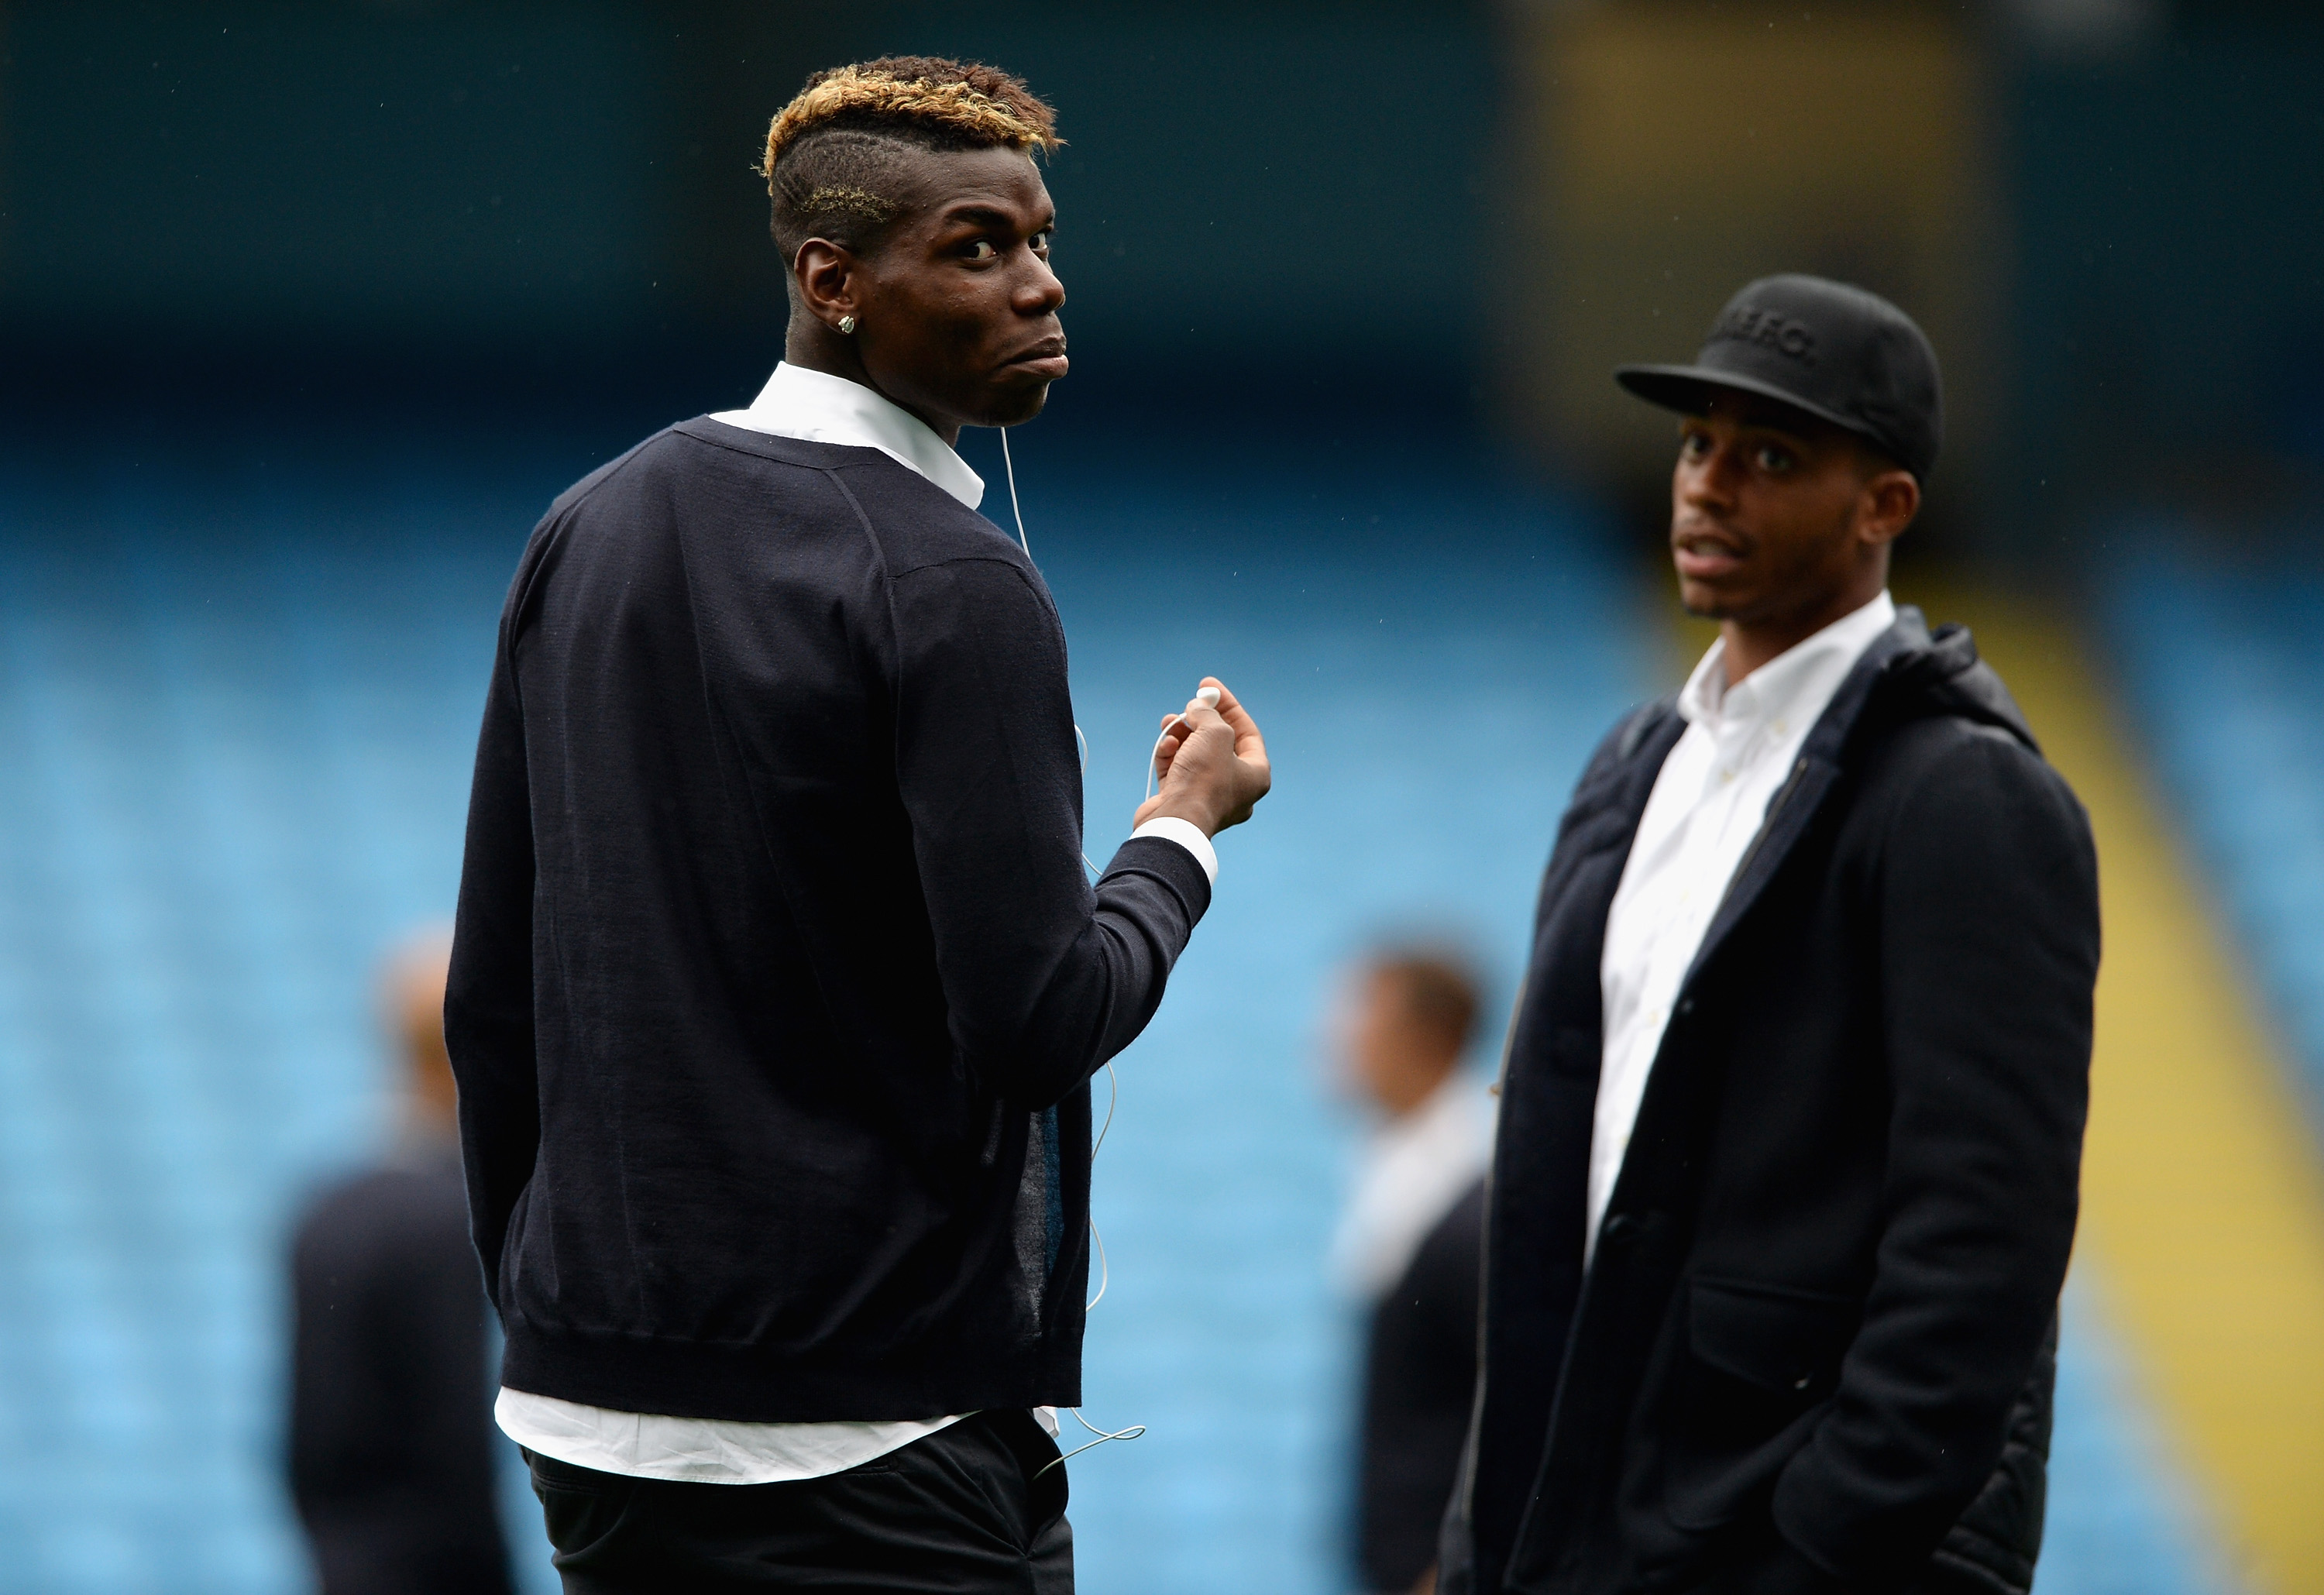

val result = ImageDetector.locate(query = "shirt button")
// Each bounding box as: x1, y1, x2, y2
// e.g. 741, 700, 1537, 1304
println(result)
1676, 998, 1696, 1016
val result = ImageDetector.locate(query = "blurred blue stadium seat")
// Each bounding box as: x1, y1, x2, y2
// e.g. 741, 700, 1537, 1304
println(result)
0, 442, 2240, 1593
2104, 545, 2324, 1133
2038, 1267, 2240, 1595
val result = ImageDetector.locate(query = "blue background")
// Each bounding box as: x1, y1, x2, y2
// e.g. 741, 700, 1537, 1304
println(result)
0, 433, 2291, 1592
5, 1, 2323, 1587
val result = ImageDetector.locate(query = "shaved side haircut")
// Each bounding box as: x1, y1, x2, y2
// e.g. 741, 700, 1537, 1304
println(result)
761, 57, 1063, 264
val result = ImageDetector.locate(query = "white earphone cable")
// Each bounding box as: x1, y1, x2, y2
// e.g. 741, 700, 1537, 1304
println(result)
999, 426, 1031, 560
1000, 427, 1147, 1476
1092, 1059, 1119, 1160
1144, 724, 1180, 806
1002, 426, 1101, 876
1034, 1404, 1148, 1479
1085, 1060, 1119, 1311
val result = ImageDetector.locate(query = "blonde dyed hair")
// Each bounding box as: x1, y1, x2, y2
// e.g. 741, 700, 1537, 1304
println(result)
761, 57, 1061, 263
761, 58, 1062, 192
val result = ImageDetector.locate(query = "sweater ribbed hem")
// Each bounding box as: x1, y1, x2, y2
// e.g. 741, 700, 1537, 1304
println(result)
500, 1316, 1083, 1425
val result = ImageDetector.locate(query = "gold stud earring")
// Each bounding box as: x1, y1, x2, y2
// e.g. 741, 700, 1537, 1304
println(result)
837, 315, 858, 335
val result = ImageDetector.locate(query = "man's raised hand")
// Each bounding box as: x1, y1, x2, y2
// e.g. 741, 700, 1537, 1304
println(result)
1135, 676, 1270, 836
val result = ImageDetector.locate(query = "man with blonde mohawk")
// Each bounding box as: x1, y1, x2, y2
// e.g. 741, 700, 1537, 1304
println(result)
447, 57, 1269, 1593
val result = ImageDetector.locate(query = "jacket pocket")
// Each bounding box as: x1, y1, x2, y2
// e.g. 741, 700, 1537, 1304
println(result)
1663, 1276, 1860, 1532
1689, 1277, 1858, 1394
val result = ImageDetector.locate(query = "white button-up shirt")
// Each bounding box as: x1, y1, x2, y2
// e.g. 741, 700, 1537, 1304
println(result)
1587, 592, 1896, 1260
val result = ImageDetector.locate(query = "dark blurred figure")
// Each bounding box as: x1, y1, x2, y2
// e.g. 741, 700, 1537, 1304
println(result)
289, 930, 514, 1595
1330, 950, 1494, 1595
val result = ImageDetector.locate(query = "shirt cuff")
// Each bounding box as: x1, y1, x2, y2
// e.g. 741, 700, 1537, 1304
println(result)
1129, 816, 1219, 885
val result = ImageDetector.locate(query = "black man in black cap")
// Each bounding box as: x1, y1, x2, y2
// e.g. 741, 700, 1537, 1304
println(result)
1438, 276, 2099, 1595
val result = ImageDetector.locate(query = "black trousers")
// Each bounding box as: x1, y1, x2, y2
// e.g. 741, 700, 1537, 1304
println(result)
525, 1411, 1074, 1593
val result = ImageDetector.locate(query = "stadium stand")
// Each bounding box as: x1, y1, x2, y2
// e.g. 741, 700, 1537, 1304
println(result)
0, 444, 2250, 1593
2105, 549, 2324, 1129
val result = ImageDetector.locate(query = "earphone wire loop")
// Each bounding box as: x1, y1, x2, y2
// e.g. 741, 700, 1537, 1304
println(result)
1033, 1411, 1148, 1478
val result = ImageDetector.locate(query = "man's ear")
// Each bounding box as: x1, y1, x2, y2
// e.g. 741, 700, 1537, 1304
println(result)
1858, 469, 1921, 548
792, 238, 861, 333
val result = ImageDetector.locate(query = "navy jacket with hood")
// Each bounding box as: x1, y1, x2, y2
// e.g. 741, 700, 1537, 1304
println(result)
1442, 610, 2098, 1595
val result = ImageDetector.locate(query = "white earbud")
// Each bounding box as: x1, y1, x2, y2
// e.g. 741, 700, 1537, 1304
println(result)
1145, 686, 1225, 803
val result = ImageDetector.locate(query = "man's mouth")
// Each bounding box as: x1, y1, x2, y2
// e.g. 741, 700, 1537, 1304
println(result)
1000, 339, 1069, 380
1673, 529, 1748, 580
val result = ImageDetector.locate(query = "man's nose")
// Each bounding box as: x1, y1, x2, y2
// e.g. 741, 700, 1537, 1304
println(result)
1017, 256, 1065, 315
1681, 444, 1741, 505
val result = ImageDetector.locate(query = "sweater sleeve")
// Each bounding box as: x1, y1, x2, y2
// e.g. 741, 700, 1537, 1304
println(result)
444, 585, 544, 1305
1772, 729, 2098, 1576
888, 555, 1212, 1109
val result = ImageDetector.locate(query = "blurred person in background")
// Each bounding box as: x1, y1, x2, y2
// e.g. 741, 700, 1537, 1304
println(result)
448, 57, 1268, 1594
288, 928, 513, 1595
1442, 277, 2099, 1595
1330, 949, 1493, 1595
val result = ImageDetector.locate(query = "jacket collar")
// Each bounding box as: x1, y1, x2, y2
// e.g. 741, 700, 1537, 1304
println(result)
1676, 605, 2030, 993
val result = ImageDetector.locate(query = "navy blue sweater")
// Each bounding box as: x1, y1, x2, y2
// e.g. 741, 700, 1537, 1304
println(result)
445, 418, 1212, 1422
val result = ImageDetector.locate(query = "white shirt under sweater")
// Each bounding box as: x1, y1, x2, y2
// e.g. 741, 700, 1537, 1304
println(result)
1588, 591, 1896, 1262
495, 362, 1218, 1483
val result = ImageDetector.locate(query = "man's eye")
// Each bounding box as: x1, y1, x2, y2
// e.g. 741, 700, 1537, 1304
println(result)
1757, 445, 1794, 472
1030, 231, 1052, 253
965, 240, 997, 261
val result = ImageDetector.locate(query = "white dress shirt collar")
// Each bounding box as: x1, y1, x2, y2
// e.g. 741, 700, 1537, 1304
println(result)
1677, 590, 1898, 744
710, 361, 985, 511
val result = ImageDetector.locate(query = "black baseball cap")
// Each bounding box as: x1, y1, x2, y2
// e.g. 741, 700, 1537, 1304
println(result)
1615, 274, 1944, 483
